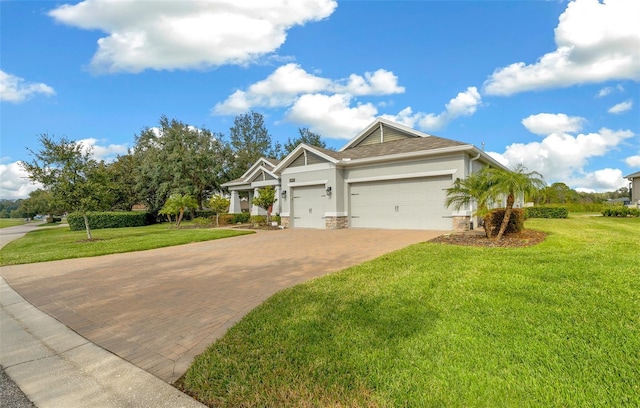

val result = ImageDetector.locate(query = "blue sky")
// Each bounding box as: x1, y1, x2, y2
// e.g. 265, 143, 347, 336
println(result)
1, 0, 639, 199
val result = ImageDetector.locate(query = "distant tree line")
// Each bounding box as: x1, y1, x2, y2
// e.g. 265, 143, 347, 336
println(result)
11, 112, 329, 233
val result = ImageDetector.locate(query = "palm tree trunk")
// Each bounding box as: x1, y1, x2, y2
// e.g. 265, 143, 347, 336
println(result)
496, 194, 515, 240
177, 208, 184, 228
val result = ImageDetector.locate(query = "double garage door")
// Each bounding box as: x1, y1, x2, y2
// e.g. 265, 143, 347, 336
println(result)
291, 176, 452, 230
349, 176, 452, 230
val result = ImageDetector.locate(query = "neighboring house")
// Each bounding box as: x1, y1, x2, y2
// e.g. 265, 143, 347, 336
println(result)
228, 118, 508, 231
221, 158, 281, 216
625, 171, 640, 205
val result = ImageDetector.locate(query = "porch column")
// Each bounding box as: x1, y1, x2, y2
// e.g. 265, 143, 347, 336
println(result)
228, 190, 241, 214
251, 188, 259, 215
273, 185, 281, 215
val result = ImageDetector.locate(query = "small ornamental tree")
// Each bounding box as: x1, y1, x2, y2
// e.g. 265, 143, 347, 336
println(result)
159, 193, 198, 228
209, 195, 230, 227
20, 134, 110, 240
252, 186, 277, 225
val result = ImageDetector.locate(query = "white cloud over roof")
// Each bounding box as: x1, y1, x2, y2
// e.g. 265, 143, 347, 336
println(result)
0, 70, 55, 103
483, 0, 640, 96
214, 63, 481, 138
49, 0, 337, 73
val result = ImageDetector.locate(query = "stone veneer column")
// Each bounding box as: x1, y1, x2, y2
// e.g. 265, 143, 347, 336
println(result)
452, 216, 471, 232
325, 216, 348, 230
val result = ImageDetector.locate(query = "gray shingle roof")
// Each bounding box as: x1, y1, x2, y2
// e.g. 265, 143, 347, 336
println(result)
311, 135, 468, 161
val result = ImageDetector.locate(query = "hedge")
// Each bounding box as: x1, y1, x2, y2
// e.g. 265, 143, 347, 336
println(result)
602, 206, 640, 217
67, 211, 152, 231
524, 206, 569, 219
484, 208, 524, 236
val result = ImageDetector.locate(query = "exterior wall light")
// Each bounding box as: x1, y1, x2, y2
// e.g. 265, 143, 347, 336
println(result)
281, 190, 287, 198
326, 186, 332, 195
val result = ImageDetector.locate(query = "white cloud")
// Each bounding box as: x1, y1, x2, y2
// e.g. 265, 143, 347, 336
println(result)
596, 84, 624, 97
0, 161, 42, 200
607, 99, 633, 114
286, 93, 378, 138
597, 87, 614, 97
568, 168, 627, 192
521, 113, 585, 135
625, 155, 640, 167
0, 70, 55, 103
213, 64, 403, 114
484, 0, 640, 96
488, 126, 634, 191
76, 138, 128, 162
214, 63, 480, 138
387, 87, 482, 132
49, 0, 337, 73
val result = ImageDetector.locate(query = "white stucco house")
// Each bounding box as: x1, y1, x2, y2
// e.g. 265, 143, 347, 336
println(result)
225, 118, 508, 231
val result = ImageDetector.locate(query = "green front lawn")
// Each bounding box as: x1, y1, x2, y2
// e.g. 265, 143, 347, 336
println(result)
0, 218, 26, 228
180, 215, 639, 407
0, 224, 253, 266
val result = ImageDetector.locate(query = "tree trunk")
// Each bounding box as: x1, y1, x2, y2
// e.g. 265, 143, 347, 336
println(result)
482, 214, 492, 239
216, 213, 220, 227
496, 194, 515, 240
176, 208, 184, 228
82, 212, 92, 240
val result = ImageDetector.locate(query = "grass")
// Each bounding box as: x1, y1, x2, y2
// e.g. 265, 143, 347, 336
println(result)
180, 215, 640, 407
0, 218, 26, 228
0, 223, 253, 266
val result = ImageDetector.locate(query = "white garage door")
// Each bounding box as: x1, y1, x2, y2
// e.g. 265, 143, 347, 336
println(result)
349, 176, 452, 230
292, 185, 326, 229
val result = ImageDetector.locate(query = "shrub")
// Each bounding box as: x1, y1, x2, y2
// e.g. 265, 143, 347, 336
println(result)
67, 211, 151, 231
232, 213, 251, 224
524, 206, 569, 219
250, 215, 267, 226
194, 210, 217, 218
483, 208, 524, 236
193, 217, 213, 228
217, 214, 234, 226
602, 206, 640, 217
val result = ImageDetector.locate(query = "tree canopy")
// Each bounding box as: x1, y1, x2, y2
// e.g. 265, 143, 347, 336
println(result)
20, 134, 111, 239
282, 128, 327, 158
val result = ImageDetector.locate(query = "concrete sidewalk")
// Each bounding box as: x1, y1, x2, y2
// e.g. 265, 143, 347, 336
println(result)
1, 277, 206, 408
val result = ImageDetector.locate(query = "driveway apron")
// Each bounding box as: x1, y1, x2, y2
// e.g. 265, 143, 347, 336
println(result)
0, 228, 442, 383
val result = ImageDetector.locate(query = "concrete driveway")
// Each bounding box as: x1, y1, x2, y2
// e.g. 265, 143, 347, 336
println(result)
0, 228, 442, 383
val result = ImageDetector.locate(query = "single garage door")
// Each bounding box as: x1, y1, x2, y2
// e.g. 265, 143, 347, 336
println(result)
349, 175, 452, 230
292, 185, 326, 228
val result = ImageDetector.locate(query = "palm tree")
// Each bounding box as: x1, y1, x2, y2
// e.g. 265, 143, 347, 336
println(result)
445, 168, 495, 238
487, 164, 545, 240
159, 193, 198, 228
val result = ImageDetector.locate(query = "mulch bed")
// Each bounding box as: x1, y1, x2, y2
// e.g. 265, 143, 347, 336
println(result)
429, 229, 546, 248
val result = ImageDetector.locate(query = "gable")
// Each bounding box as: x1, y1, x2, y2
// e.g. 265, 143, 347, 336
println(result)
248, 168, 277, 182
288, 150, 330, 167
352, 123, 417, 148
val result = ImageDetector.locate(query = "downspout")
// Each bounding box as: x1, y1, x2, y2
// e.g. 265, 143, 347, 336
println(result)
468, 152, 481, 176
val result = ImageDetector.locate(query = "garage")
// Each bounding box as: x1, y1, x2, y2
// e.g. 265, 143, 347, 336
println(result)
349, 175, 452, 230
291, 185, 327, 228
